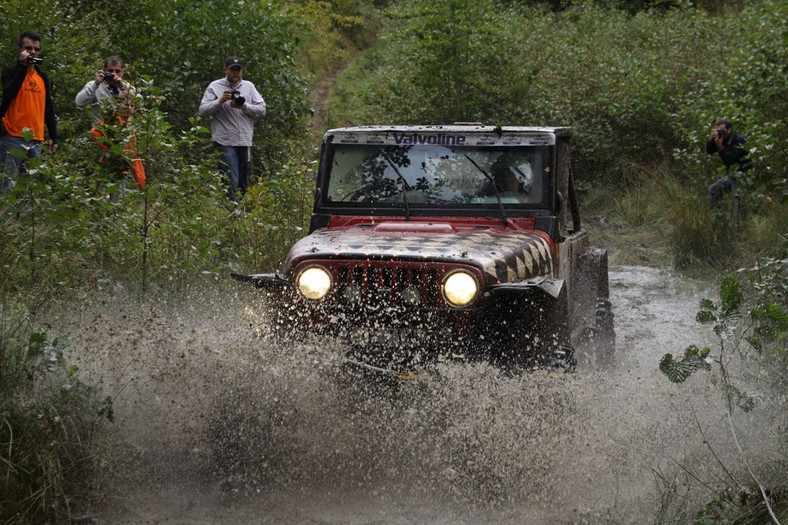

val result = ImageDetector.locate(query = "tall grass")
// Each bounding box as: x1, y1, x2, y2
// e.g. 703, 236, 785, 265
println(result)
580, 163, 787, 270
0, 300, 112, 524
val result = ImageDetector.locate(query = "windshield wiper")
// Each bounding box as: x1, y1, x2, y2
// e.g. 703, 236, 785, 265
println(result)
464, 154, 506, 220
381, 150, 411, 220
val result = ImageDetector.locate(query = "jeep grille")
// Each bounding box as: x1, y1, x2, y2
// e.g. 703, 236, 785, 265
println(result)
296, 260, 480, 309
337, 262, 441, 308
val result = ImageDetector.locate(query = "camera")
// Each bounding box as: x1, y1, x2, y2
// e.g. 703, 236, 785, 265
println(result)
230, 89, 245, 106
25, 56, 43, 65
716, 129, 726, 138
102, 71, 121, 97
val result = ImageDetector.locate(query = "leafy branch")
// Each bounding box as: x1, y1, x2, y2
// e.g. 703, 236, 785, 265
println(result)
659, 269, 787, 523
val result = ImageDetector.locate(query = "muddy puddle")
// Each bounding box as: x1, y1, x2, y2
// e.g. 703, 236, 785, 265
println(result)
46, 266, 785, 524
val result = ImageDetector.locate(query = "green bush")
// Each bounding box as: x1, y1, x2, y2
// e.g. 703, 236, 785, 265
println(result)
334, 1, 786, 191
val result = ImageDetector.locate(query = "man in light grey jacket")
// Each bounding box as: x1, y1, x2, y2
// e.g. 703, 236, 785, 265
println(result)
75, 56, 132, 123
198, 56, 267, 200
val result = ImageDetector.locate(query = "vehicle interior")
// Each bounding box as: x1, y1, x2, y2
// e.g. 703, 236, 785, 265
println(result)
324, 144, 549, 208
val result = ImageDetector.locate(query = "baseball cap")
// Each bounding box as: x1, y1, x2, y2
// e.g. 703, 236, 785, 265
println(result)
224, 57, 244, 68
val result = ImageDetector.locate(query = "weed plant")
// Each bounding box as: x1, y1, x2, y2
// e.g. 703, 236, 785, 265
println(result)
0, 300, 113, 524
657, 252, 788, 523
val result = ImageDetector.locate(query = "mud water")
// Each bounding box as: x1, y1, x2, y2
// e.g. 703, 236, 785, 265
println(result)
48, 266, 785, 524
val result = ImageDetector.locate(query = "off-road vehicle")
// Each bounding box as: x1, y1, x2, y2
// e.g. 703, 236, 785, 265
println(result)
233, 125, 613, 373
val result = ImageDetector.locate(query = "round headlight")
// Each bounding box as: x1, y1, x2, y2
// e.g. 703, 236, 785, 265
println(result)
442, 271, 478, 307
297, 266, 332, 300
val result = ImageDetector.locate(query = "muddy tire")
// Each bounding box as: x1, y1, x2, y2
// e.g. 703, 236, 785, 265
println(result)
590, 297, 615, 366
573, 246, 615, 367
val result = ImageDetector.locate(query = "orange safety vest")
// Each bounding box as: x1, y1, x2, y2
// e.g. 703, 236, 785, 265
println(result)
2, 70, 46, 140
90, 116, 146, 190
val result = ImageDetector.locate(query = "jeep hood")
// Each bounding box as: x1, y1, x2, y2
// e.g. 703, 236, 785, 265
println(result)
285, 222, 556, 285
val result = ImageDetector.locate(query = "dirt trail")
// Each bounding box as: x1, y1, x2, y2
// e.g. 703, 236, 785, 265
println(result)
308, 46, 367, 132
309, 62, 342, 132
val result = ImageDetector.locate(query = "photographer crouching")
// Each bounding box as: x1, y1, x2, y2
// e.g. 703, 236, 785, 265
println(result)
705, 118, 753, 216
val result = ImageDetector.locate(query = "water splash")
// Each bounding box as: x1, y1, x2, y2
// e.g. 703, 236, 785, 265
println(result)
46, 266, 783, 523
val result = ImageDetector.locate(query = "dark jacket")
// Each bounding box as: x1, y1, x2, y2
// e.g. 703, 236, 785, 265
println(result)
706, 130, 751, 173
1, 61, 58, 144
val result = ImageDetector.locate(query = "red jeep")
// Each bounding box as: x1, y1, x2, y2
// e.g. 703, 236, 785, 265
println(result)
233, 125, 613, 373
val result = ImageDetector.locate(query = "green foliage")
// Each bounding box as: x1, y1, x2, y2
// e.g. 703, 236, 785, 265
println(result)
693, 277, 745, 343
288, 0, 379, 81
672, 1, 788, 197
0, 302, 112, 523
240, 153, 317, 271
344, 0, 532, 124
0, 0, 319, 293
659, 344, 711, 383
746, 255, 788, 356
659, 268, 786, 409
333, 0, 786, 212
657, 261, 787, 522
108, 0, 312, 168
2, 0, 313, 181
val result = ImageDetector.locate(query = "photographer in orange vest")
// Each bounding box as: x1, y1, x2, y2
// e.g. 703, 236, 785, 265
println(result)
1, 30, 58, 190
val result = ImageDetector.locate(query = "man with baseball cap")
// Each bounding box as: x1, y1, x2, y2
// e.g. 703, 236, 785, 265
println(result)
198, 56, 266, 200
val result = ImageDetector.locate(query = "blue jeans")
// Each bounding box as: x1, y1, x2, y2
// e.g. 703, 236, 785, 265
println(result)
214, 142, 252, 200
1, 133, 42, 191
708, 174, 736, 207
709, 174, 746, 218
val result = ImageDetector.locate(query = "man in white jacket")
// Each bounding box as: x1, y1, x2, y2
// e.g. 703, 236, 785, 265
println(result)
198, 56, 267, 200
75, 56, 132, 123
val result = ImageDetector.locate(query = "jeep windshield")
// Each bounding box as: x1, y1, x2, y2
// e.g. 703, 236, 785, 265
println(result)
324, 144, 549, 208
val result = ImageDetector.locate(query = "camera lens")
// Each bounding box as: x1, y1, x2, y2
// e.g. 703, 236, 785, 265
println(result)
231, 91, 245, 106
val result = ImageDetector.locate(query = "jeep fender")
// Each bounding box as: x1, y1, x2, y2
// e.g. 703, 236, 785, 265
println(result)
487, 276, 565, 299
482, 278, 571, 360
